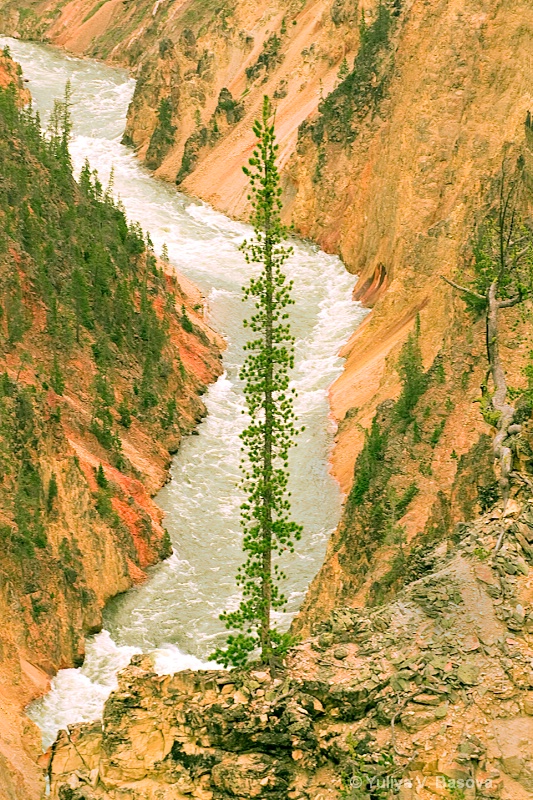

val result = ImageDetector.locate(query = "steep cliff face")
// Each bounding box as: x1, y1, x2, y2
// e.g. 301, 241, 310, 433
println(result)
0, 53, 222, 800
288, 0, 533, 629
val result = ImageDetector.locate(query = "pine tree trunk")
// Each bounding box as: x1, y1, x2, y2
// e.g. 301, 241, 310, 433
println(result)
261, 217, 274, 665
486, 280, 516, 502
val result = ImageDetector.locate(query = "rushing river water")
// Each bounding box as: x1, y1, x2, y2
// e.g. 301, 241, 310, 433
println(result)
1, 37, 366, 747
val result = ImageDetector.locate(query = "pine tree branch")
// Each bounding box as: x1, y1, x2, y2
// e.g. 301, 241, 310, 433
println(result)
514, 244, 531, 262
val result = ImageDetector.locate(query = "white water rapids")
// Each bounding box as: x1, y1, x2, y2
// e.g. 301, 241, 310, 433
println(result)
0, 37, 367, 748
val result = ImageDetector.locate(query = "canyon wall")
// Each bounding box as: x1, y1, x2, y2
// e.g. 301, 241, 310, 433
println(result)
289, 0, 533, 628
0, 52, 222, 800
3, 0, 532, 625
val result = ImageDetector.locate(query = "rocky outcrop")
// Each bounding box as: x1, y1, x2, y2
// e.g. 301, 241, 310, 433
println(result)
48, 499, 533, 799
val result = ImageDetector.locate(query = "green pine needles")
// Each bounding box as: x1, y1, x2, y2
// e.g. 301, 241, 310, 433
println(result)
213, 96, 302, 669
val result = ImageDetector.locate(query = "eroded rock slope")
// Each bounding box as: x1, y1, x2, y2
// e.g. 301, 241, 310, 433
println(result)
49, 499, 533, 799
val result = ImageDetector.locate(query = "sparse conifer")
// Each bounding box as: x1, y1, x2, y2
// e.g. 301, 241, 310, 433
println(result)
212, 97, 301, 668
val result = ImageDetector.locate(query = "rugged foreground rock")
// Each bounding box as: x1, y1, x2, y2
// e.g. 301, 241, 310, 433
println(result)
49, 499, 533, 799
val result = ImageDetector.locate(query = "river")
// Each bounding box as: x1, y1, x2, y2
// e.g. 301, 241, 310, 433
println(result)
0, 36, 366, 748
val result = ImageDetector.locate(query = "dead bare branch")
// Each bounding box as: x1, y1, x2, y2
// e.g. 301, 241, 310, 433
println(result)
440, 275, 485, 300
498, 295, 523, 309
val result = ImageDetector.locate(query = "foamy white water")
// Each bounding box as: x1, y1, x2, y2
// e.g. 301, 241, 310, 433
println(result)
1, 37, 367, 747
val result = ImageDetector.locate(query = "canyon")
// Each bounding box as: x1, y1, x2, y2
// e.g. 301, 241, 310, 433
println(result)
1, 0, 533, 797
3, 0, 532, 618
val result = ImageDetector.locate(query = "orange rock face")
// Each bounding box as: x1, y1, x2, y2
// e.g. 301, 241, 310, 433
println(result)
0, 265, 223, 798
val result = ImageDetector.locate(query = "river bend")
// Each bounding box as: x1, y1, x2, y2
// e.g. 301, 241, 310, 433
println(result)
0, 37, 366, 747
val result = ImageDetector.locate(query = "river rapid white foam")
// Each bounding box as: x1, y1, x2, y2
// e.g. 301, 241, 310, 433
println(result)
0, 36, 367, 747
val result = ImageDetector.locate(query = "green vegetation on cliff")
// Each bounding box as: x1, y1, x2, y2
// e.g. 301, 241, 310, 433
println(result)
0, 72, 214, 564
0, 79, 195, 431
145, 97, 176, 170
443, 163, 533, 500
339, 159, 533, 609
0, 55, 223, 719
245, 33, 283, 83
176, 87, 244, 185
302, 0, 400, 147
340, 320, 500, 608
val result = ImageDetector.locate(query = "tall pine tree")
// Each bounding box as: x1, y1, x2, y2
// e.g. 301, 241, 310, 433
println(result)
213, 96, 301, 668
